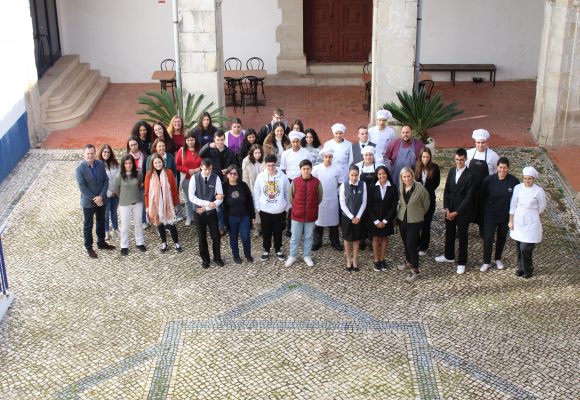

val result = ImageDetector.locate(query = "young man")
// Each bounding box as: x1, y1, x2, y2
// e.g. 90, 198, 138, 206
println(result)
253, 154, 290, 262
189, 158, 225, 268
435, 148, 474, 274
349, 126, 376, 165
286, 160, 323, 267
257, 107, 290, 145
368, 109, 396, 164
385, 124, 423, 186
75, 144, 116, 258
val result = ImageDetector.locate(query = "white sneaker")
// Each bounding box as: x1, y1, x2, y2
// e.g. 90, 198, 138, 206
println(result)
418, 251, 427, 256
176, 215, 184, 222
480, 263, 491, 272
285, 256, 297, 267
435, 255, 454, 263
185, 217, 191, 226
304, 256, 315, 267
456, 265, 466, 274
105, 232, 110, 241
495, 260, 505, 270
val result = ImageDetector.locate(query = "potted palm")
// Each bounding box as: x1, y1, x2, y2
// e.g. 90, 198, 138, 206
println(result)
382, 89, 463, 146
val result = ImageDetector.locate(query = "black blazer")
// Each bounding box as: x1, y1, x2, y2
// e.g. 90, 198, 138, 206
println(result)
415, 163, 440, 212
367, 183, 398, 224
443, 167, 474, 216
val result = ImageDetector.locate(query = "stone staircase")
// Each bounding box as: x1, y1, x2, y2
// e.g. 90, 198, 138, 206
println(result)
268, 62, 365, 86
39, 55, 109, 131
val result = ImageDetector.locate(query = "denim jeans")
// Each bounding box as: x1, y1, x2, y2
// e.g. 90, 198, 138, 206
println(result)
228, 214, 251, 258
217, 204, 225, 230
181, 178, 195, 219
105, 196, 119, 231
289, 220, 315, 258
83, 205, 106, 249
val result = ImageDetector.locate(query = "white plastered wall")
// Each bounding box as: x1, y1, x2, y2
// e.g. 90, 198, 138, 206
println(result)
57, 0, 174, 83
420, 0, 544, 81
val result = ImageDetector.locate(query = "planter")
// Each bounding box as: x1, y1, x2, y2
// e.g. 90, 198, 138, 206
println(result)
425, 137, 435, 153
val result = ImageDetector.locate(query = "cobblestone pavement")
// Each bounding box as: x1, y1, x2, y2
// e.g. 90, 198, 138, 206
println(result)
0, 148, 578, 399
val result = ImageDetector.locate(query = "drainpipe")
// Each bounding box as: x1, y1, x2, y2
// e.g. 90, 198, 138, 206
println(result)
172, 0, 182, 93
413, 0, 423, 93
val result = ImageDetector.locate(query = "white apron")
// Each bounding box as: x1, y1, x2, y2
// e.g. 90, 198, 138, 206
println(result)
312, 163, 342, 226
509, 184, 546, 243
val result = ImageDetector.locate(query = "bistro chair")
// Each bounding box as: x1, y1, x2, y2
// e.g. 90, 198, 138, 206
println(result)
240, 76, 259, 114
418, 79, 435, 100
246, 57, 266, 100
224, 77, 238, 112
224, 57, 242, 70
363, 62, 372, 116
160, 58, 176, 99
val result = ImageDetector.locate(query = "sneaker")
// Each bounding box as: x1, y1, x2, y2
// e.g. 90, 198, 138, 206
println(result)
418, 250, 427, 256
120, 248, 129, 256
304, 257, 315, 267
185, 217, 191, 226
495, 260, 505, 270
105, 231, 110, 241
374, 262, 382, 272
176, 215, 184, 222
515, 269, 524, 277
435, 255, 454, 263
160, 243, 168, 253
261, 252, 269, 262
397, 263, 408, 271
233, 256, 243, 264
284, 256, 297, 267
246, 255, 254, 263
456, 265, 466, 274
405, 271, 419, 282
276, 251, 286, 261
137, 244, 147, 252
480, 263, 491, 272
175, 243, 183, 252
87, 248, 98, 258
380, 260, 388, 271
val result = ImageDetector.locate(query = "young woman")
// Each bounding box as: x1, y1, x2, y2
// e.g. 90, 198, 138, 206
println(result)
291, 119, 304, 133
241, 144, 263, 236
236, 128, 258, 166
132, 120, 153, 155
339, 164, 367, 272
397, 167, 430, 282
367, 165, 398, 271
144, 154, 182, 253
224, 117, 245, 154
126, 136, 149, 228
302, 128, 322, 166
97, 144, 120, 241
223, 165, 255, 263
152, 121, 176, 155
114, 155, 146, 256
146, 138, 177, 180
262, 122, 290, 167
192, 111, 217, 147
167, 115, 185, 151
175, 131, 202, 226
414, 147, 440, 256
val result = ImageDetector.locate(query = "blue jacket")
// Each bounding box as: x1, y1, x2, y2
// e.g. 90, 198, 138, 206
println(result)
75, 159, 108, 208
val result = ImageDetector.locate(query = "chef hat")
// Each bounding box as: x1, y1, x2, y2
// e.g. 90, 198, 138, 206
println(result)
289, 131, 305, 141
522, 166, 539, 179
319, 147, 334, 157
331, 123, 346, 134
361, 146, 375, 155
472, 129, 490, 141
376, 109, 392, 120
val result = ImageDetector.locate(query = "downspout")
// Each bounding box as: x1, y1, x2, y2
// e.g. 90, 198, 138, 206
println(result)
172, 0, 182, 93
414, 0, 423, 93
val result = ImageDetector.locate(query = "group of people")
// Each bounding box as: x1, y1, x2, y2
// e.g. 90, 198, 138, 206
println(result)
76, 108, 546, 281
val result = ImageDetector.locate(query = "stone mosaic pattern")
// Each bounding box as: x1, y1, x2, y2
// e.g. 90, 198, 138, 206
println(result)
0, 148, 577, 399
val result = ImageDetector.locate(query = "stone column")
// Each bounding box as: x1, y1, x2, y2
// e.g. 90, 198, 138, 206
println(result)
532, 0, 580, 146
276, 0, 307, 74
370, 0, 417, 124
178, 0, 224, 108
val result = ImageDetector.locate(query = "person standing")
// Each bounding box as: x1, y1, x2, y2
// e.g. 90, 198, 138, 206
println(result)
132, 120, 153, 155
509, 167, 546, 279
192, 111, 218, 147
167, 115, 185, 151
224, 117, 245, 154
285, 160, 323, 267
262, 122, 290, 167
152, 121, 176, 155
435, 148, 474, 274
385, 125, 423, 187
480, 157, 520, 272
241, 144, 263, 236
302, 128, 322, 166
349, 126, 376, 165
368, 109, 396, 164
355, 146, 383, 251
312, 148, 344, 251
126, 136, 149, 228
396, 167, 430, 282
321, 123, 352, 182
235, 128, 258, 167
253, 154, 290, 262
257, 108, 290, 144
189, 158, 225, 268
175, 131, 202, 226
414, 147, 440, 256
97, 144, 120, 241
75, 144, 116, 258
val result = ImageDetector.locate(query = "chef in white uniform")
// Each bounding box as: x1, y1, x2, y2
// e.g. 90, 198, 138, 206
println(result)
312, 148, 344, 251
508, 166, 546, 279
368, 109, 396, 164
321, 123, 352, 183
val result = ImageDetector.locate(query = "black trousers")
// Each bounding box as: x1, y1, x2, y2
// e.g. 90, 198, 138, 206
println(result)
157, 224, 179, 244
83, 205, 106, 249
516, 241, 535, 276
418, 207, 435, 252
444, 214, 470, 265
260, 211, 285, 252
482, 220, 508, 264
194, 211, 221, 262
399, 219, 423, 269
313, 225, 341, 247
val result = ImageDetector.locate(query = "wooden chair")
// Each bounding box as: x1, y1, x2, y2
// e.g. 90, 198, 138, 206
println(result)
246, 57, 266, 100
224, 57, 242, 70
240, 77, 259, 114
160, 59, 176, 99
224, 77, 238, 112
363, 62, 372, 115
418, 79, 435, 100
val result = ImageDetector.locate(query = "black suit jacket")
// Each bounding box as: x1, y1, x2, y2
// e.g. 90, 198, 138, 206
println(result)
415, 163, 440, 212
367, 183, 398, 224
443, 167, 473, 216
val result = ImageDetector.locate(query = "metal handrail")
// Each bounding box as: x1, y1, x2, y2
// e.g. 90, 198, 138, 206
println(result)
0, 224, 8, 296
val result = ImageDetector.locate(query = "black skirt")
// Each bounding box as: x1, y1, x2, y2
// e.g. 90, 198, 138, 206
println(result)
341, 214, 365, 241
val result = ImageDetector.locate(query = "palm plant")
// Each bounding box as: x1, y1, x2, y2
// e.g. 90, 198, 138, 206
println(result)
382, 89, 463, 143
137, 87, 228, 129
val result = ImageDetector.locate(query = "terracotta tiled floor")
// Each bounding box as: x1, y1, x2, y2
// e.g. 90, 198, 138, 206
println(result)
546, 146, 580, 194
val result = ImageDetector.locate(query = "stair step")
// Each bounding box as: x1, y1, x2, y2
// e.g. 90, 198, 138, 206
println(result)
38, 55, 80, 99
47, 70, 101, 118
308, 62, 366, 75
47, 64, 91, 107
268, 72, 364, 86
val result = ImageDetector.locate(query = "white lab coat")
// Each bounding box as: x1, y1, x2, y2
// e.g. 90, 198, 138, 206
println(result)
321, 139, 352, 182
509, 183, 546, 243
368, 125, 395, 164
312, 162, 343, 226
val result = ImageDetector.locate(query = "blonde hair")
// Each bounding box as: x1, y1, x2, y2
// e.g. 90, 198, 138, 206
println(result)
167, 116, 183, 137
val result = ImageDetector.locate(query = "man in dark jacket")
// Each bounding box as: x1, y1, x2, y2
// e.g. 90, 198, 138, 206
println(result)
435, 148, 473, 275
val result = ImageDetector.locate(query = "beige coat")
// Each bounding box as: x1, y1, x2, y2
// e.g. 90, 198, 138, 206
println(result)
396, 182, 430, 223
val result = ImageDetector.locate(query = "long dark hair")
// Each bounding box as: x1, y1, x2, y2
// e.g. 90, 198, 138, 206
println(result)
375, 165, 392, 184
415, 147, 435, 180
248, 144, 263, 164
182, 130, 201, 160
291, 119, 304, 132
241, 128, 257, 147
131, 120, 153, 139
264, 122, 290, 149
196, 111, 216, 133
148, 153, 165, 173
302, 128, 321, 148
97, 144, 119, 169
224, 164, 241, 184
152, 121, 172, 143
120, 155, 138, 181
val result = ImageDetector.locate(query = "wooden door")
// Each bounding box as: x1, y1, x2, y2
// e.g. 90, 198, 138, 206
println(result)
304, 0, 372, 63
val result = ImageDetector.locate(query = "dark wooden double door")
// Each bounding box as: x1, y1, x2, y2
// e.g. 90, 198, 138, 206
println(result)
30, 0, 61, 78
304, 0, 372, 63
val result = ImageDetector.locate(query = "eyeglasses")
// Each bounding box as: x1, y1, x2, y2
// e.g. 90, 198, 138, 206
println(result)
228, 172, 238, 176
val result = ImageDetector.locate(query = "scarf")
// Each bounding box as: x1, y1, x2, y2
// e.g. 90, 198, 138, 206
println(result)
148, 169, 176, 225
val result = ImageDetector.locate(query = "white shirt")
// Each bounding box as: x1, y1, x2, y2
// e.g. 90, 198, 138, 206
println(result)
373, 180, 392, 226
466, 147, 500, 175
339, 180, 367, 220
455, 166, 467, 184
321, 139, 352, 182
368, 125, 395, 163
355, 160, 384, 174
280, 147, 311, 179
188, 172, 223, 212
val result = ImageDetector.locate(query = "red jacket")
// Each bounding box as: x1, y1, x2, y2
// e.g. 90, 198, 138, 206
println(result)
291, 176, 321, 222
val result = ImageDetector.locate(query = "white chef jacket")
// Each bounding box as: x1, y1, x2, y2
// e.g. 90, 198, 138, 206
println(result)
280, 147, 312, 180
321, 139, 352, 183
466, 147, 500, 175
312, 162, 343, 226
509, 183, 546, 243
368, 125, 395, 164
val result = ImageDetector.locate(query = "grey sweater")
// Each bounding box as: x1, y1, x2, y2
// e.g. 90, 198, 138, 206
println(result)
114, 172, 143, 206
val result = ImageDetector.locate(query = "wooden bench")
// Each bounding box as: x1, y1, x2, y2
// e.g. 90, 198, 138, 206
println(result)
419, 64, 497, 86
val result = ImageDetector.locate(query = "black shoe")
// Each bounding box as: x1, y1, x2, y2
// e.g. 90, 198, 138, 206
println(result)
380, 260, 388, 270
352, 264, 360, 272
160, 243, 168, 253
220, 229, 227, 237
285, 230, 292, 238
260, 252, 269, 262
120, 248, 129, 256
515, 270, 524, 277
246, 255, 254, 263
345, 265, 353, 272
522, 273, 533, 279
311, 244, 321, 251
374, 262, 381, 272
233, 256, 242, 264
175, 243, 183, 252
202, 260, 210, 269
214, 258, 225, 267
332, 243, 344, 251
275, 251, 286, 261
87, 248, 98, 258
137, 245, 146, 252
97, 242, 116, 250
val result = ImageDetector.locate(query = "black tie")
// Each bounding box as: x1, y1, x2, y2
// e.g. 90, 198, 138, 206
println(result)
362, 144, 365, 148
204, 176, 208, 185
351, 184, 357, 194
